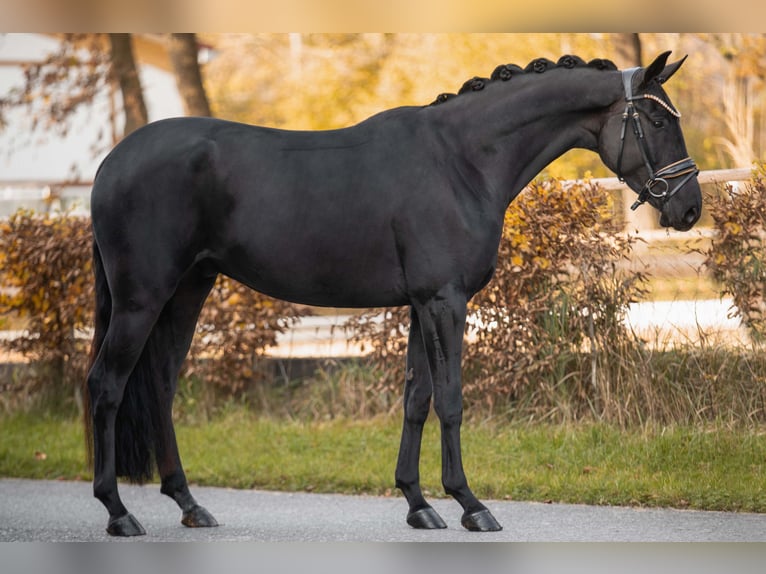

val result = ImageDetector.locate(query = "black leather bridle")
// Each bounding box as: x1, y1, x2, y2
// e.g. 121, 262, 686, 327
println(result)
616, 67, 699, 211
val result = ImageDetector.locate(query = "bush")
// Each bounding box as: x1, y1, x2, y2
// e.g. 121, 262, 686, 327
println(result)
703, 163, 766, 343
465, 179, 645, 411
185, 276, 309, 394
0, 211, 93, 395
0, 210, 308, 404
346, 179, 647, 420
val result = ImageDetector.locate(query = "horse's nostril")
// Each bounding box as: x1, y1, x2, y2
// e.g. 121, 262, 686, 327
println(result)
684, 206, 699, 225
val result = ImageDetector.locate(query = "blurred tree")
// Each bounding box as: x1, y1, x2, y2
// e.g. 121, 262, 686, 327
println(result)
108, 34, 148, 137
204, 33, 396, 130
611, 33, 643, 67
0, 34, 112, 141
168, 33, 212, 117
0, 33, 212, 152
706, 33, 766, 82
700, 33, 766, 166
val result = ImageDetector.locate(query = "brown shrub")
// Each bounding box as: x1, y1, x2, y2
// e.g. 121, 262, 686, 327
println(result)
185, 276, 309, 393
0, 211, 93, 390
0, 210, 308, 400
703, 164, 766, 342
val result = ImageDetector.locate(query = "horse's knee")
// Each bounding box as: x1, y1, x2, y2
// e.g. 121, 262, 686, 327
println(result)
432, 391, 463, 428
87, 357, 125, 413
404, 396, 430, 425
88, 384, 123, 422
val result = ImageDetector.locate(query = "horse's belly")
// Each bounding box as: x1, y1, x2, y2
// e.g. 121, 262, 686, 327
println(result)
217, 238, 408, 308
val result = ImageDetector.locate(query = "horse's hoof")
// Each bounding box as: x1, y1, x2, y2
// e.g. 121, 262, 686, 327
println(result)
182, 505, 219, 528
461, 508, 502, 532
406, 506, 447, 529
106, 513, 146, 537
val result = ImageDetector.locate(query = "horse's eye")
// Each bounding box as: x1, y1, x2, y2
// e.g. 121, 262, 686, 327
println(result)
652, 120, 665, 128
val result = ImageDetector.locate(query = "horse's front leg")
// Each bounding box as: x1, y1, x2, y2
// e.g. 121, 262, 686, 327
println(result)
412, 285, 502, 532
395, 307, 447, 529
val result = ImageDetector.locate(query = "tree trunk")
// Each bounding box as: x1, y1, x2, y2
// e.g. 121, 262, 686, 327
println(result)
108, 33, 148, 138
612, 33, 643, 68
168, 33, 212, 117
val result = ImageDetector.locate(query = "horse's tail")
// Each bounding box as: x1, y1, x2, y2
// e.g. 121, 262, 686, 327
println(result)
84, 238, 160, 483
83, 239, 109, 470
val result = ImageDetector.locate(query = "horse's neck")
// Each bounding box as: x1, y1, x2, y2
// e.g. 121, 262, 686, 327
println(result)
441, 69, 622, 208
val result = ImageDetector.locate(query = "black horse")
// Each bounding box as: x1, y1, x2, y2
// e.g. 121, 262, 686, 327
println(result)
86, 52, 701, 536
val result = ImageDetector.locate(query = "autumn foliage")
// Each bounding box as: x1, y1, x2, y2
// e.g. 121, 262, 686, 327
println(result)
0, 211, 93, 387
187, 277, 308, 393
704, 164, 766, 342
0, 211, 307, 396
465, 180, 645, 404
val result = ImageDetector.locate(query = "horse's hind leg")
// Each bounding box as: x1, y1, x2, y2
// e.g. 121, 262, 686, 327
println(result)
89, 304, 163, 536
152, 267, 218, 528
395, 307, 446, 529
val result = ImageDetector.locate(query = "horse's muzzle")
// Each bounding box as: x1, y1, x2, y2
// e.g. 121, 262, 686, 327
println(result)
659, 198, 701, 231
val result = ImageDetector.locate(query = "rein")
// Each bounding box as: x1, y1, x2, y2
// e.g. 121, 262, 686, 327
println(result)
615, 67, 699, 211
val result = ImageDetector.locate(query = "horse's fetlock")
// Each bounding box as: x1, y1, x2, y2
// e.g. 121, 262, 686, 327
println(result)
93, 478, 116, 505
91, 392, 122, 419
160, 471, 188, 498
443, 480, 469, 499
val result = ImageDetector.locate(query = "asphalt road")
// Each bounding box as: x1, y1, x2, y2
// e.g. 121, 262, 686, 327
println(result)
2, 477, 766, 542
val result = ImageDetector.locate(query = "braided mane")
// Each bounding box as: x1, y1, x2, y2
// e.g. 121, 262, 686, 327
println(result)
429, 55, 618, 106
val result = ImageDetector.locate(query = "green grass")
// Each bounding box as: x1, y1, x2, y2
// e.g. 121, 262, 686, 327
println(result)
0, 413, 89, 480
2, 409, 766, 512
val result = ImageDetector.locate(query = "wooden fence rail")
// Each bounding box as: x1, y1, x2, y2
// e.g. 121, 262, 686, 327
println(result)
586, 167, 754, 191
0, 167, 758, 218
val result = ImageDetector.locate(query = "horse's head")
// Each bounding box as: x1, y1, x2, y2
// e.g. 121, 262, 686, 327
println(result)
598, 51, 702, 231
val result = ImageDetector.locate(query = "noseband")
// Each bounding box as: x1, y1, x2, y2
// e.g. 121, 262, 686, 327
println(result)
616, 68, 699, 211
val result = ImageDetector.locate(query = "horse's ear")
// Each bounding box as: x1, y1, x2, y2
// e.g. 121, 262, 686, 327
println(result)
638, 51, 672, 88
657, 54, 688, 84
